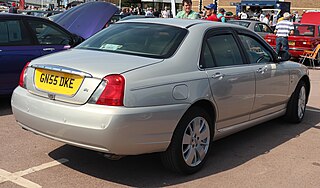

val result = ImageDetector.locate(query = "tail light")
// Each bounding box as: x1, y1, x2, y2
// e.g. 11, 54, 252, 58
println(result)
89, 74, 125, 106
296, 40, 312, 48
19, 62, 31, 88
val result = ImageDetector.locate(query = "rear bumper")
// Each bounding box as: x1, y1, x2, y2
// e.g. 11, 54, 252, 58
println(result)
268, 44, 312, 58
289, 48, 310, 58
11, 87, 188, 155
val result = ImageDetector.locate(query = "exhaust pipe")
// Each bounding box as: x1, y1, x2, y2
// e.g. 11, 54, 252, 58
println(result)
101, 153, 124, 160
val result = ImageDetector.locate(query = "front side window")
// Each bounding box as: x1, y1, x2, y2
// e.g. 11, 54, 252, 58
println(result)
239, 35, 273, 64
0, 20, 31, 46
206, 34, 244, 67
27, 20, 72, 45
254, 24, 262, 32
76, 23, 188, 59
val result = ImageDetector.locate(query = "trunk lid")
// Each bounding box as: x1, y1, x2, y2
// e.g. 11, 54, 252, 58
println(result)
26, 49, 163, 104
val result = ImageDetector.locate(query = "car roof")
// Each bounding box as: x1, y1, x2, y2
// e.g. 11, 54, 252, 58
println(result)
117, 18, 235, 29
294, 22, 317, 26
228, 19, 262, 23
0, 12, 48, 20
0, 12, 28, 17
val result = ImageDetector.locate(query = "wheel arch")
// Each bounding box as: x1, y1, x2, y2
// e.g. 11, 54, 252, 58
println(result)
183, 99, 217, 138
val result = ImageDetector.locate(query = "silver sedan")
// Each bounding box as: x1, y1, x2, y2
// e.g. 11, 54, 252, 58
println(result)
12, 18, 310, 174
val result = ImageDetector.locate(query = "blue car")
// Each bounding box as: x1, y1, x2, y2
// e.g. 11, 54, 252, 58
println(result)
0, 2, 117, 95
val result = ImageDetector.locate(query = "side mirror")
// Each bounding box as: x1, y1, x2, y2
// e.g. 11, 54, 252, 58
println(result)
277, 50, 291, 62
71, 34, 84, 47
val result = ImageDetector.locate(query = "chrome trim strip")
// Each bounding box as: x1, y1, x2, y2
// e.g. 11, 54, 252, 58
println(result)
31, 64, 93, 78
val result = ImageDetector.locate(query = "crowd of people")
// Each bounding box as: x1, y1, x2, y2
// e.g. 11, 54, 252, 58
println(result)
119, 5, 173, 18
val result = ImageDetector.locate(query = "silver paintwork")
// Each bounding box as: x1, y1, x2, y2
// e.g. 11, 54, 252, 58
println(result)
11, 19, 310, 156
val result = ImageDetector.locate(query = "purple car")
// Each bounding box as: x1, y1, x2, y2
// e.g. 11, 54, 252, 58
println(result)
0, 2, 117, 95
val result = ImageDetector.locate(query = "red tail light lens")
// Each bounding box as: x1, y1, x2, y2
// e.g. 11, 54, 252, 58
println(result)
96, 74, 125, 106
19, 62, 30, 88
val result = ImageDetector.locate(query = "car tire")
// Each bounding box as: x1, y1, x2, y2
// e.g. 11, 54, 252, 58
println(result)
284, 81, 307, 123
161, 107, 212, 174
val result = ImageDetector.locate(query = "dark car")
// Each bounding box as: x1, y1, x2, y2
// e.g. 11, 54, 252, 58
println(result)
0, 2, 117, 95
228, 20, 274, 38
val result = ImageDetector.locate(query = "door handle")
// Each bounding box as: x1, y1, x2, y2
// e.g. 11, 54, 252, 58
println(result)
256, 66, 268, 74
212, 72, 225, 80
43, 48, 55, 51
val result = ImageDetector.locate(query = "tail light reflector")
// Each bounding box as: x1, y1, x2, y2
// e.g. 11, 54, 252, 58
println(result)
19, 62, 30, 88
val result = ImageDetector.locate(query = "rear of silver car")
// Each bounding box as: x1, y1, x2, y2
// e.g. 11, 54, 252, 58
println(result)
11, 61, 187, 155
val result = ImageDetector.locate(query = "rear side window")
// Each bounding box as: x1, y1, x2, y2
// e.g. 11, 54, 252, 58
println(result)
0, 20, 32, 46
77, 23, 188, 59
206, 34, 244, 67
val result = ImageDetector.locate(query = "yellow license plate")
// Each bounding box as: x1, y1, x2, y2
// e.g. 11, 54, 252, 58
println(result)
34, 68, 83, 96
288, 41, 295, 46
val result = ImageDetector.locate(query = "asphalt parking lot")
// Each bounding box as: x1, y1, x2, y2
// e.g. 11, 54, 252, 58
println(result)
0, 69, 320, 188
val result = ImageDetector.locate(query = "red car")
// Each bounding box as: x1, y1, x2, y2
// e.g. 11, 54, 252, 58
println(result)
265, 11, 320, 59
265, 23, 320, 59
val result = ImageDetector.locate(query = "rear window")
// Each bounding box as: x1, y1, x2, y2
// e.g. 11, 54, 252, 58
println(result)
76, 23, 188, 59
293, 24, 315, 36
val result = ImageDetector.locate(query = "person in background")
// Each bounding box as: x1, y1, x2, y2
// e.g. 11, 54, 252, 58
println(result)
9, 2, 18, 13
269, 10, 277, 30
145, 7, 153, 16
161, 6, 171, 18
203, 3, 218, 21
274, 12, 294, 54
153, 8, 160, 17
217, 8, 226, 22
240, 11, 248, 19
262, 14, 270, 25
259, 13, 265, 22
176, 0, 200, 19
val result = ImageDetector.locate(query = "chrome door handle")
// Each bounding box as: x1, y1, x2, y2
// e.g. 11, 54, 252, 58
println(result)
256, 66, 268, 74
43, 48, 55, 51
212, 73, 225, 79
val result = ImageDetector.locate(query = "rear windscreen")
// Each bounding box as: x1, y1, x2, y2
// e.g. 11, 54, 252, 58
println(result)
293, 24, 315, 37
76, 23, 188, 59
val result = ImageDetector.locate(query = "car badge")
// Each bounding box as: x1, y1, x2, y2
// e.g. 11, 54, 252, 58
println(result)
48, 93, 55, 100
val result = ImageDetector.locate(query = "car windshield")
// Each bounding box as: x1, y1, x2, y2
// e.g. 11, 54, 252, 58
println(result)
76, 23, 188, 58
293, 24, 315, 36
228, 21, 250, 28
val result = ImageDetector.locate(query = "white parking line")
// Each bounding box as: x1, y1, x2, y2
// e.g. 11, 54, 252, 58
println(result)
0, 158, 68, 188
306, 108, 320, 113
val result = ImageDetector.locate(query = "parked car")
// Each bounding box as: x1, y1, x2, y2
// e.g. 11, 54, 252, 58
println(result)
228, 20, 274, 38
265, 23, 320, 59
301, 11, 320, 24
119, 15, 155, 21
0, 2, 117, 95
12, 19, 310, 174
